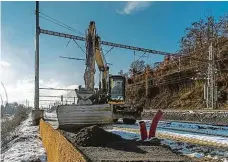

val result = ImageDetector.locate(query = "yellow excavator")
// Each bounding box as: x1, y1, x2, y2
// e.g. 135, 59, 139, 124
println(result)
56, 21, 142, 130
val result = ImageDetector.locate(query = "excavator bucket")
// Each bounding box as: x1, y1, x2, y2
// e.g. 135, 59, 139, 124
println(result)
56, 104, 113, 131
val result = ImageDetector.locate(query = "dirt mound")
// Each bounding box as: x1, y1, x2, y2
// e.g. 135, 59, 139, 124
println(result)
62, 125, 123, 147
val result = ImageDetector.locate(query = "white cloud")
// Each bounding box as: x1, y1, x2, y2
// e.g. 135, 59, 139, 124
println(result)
0, 37, 81, 107
0, 77, 79, 107
117, 1, 152, 15
0, 60, 11, 67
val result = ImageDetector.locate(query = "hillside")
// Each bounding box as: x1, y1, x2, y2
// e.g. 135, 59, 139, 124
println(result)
125, 16, 228, 110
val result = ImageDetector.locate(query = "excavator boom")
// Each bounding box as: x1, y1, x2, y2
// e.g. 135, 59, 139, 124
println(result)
84, 21, 96, 91
95, 36, 109, 94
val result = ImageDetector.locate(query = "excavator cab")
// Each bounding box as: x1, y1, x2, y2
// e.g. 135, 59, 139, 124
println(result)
108, 75, 126, 104
108, 75, 142, 124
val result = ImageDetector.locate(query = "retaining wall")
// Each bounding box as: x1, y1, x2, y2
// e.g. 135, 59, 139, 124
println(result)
39, 119, 87, 162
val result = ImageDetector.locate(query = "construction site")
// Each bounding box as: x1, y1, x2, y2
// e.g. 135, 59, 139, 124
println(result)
1, 1, 228, 162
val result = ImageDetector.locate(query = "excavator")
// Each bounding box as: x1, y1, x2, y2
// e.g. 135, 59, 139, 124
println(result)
56, 21, 142, 130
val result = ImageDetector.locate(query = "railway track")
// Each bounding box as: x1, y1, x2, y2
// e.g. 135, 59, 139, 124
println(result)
114, 120, 228, 137
159, 120, 228, 127
44, 112, 228, 148
157, 126, 228, 138
111, 121, 228, 149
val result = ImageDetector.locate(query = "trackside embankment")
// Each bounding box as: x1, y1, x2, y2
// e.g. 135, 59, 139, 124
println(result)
39, 119, 87, 162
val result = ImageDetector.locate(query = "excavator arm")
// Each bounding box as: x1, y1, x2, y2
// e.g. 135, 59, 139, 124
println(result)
84, 21, 96, 91
95, 35, 109, 93
84, 21, 109, 94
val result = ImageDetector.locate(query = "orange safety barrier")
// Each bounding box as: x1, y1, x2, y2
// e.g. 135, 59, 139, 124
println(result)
39, 119, 87, 162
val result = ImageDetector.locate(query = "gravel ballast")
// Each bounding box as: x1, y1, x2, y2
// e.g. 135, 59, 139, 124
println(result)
60, 125, 194, 162
79, 144, 191, 162
61, 125, 123, 147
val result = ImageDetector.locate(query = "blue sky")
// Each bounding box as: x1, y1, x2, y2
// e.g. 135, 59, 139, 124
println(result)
1, 1, 228, 104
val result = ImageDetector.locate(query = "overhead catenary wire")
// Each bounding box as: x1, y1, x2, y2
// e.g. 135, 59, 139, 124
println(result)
39, 16, 87, 52
40, 87, 75, 91
135, 52, 147, 62
59, 56, 85, 61
40, 95, 76, 98
38, 11, 226, 73
72, 39, 86, 55
104, 46, 114, 56
66, 89, 76, 97
39, 16, 78, 35
66, 39, 71, 47
39, 12, 84, 36
66, 38, 87, 49
102, 48, 111, 53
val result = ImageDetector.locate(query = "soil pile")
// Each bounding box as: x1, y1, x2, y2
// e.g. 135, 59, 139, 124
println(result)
62, 125, 123, 147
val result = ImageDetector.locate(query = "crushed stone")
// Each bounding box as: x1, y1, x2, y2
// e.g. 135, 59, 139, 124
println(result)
61, 125, 123, 147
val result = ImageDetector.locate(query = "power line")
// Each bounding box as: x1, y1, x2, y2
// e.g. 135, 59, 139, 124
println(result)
59, 56, 85, 61
72, 39, 86, 55
102, 48, 110, 53
66, 89, 76, 97
66, 39, 71, 47
39, 87, 75, 91
39, 15, 87, 55
40, 100, 61, 102
39, 16, 77, 34
39, 12, 84, 36
40, 95, 76, 98
104, 46, 114, 56
135, 52, 147, 62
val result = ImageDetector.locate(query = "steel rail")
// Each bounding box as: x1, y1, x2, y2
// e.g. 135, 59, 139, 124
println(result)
157, 126, 228, 138
112, 126, 228, 148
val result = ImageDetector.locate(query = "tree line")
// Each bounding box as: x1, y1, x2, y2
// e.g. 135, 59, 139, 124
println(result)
119, 15, 228, 75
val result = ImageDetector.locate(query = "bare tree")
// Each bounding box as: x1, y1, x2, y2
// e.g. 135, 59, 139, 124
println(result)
118, 70, 123, 75
130, 60, 146, 74
180, 15, 228, 54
